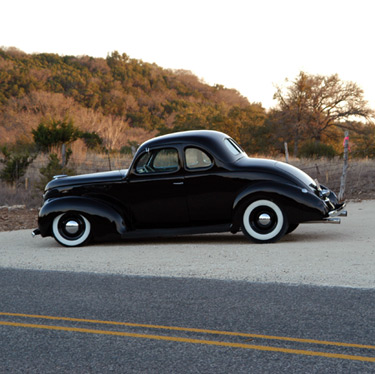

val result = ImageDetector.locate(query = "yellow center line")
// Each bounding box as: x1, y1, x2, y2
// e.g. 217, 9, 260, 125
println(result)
1, 321, 375, 363
1, 311, 374, 350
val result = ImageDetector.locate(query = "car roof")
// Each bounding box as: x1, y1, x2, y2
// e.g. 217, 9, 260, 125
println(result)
135, 130, 241, 162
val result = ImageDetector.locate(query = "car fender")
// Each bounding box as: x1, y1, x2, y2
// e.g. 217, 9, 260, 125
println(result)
232, 181, 327, 227
38, 196, 127, 237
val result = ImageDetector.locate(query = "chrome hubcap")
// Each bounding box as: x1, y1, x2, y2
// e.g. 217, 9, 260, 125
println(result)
258, 213, 271, 226
65, 220, 80, 234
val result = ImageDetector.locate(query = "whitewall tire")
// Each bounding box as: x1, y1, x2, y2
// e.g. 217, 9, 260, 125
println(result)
52, 213, 91, 247
242, 199, 288, 243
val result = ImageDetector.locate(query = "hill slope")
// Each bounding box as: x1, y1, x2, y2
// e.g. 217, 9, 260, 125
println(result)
0, 47, 264, 149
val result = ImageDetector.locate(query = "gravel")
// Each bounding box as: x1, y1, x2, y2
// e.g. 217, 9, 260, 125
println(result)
0, 200, 374, 289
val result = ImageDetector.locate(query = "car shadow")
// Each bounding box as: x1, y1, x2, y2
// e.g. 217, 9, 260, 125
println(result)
33, 230, 346, 248
95, 230, 345, 246
97, 233, 250, 246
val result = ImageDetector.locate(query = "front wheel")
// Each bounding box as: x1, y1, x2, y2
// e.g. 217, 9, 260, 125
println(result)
286, 223, 299, 235
241, 199, 288, 243
52, 212, 92, 247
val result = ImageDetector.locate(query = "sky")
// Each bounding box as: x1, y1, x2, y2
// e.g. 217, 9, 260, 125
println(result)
1, 0, 375, 110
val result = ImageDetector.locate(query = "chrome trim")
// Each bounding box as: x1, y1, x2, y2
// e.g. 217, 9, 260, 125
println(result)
32, 229, 41, 237
304, 218, 341, 224
53, 174, 67, 180
321, 189, 331, 197
258, 213, 271, 226
65, 220, 80, 234
338, 210, 347, 217
328, 203, 347, 218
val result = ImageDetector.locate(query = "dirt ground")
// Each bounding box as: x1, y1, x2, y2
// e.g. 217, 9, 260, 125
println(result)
0, 207, 38, 232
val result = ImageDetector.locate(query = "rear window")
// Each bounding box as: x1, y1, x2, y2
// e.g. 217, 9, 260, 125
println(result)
185, 148, 213, 169
225, 138, 243, 155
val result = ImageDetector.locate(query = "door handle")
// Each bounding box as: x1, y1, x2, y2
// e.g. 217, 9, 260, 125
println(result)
173, 182, 184, 185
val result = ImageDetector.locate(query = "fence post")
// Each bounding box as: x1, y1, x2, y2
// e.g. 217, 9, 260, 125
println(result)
61, 143, 66, 167
338, 131, 349, 201
284, 142, 289, 163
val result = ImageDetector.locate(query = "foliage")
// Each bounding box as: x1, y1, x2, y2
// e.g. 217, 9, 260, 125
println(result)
120, 140, 139, 155
272, 71, 374, 155
0, 146, 36, 185
80, 131, 103, 150
38, 153, 75, 189
1, 47, 375, 158
0, 47, 258, 150
350, 124, 375, 158
298, 141, 336, 159
32, 117, 80, 152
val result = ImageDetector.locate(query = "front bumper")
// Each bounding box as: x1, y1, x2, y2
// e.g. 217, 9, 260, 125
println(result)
32, 228, 41, 237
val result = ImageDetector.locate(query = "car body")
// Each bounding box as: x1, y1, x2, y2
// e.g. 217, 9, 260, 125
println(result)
33, 130, 347, 246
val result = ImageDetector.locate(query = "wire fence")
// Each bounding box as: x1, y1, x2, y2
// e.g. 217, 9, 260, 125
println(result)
1, 153, 375, 208
293, 158, 375, 199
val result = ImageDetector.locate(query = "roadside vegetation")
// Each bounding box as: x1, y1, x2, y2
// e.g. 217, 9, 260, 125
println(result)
1, 46, 375, 207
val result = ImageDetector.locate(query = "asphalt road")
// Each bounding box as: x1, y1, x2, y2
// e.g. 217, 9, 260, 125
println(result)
1, 269, 375, 373
0, 200, 375, 373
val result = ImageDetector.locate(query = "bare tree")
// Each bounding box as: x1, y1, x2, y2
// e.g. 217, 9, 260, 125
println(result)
274, 72, 374, 145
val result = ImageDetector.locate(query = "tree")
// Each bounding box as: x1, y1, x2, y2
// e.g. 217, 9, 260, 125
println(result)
273, 72, 374, 149
0, 146, 36, 186
80, 131, 103, 150
38, 153, 75, 190
32, 116, 80, 166
350, 122, 375, 158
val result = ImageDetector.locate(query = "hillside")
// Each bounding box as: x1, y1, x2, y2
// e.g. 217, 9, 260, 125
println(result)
0, 47, 263, 150
1, 47, 374, 158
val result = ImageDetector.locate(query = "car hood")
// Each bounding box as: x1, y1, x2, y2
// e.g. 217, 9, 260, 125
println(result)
236, 158, 316, 189
45, 169, 128, 190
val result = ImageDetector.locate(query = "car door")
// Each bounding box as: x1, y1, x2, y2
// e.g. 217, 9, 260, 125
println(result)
127, 147, 189, 229
183, 147, 237, 225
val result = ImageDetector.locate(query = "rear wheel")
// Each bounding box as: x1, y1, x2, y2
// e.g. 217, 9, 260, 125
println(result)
52, 212, 91, 247
286, 223, 299, 235
241, 199, 288, 243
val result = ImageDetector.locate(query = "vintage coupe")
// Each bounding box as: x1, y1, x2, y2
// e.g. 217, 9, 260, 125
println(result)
33, 130, 347, 246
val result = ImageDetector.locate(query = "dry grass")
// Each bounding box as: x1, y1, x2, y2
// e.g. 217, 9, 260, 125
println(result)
292, 158, 375, 200
1, 154, 374, 209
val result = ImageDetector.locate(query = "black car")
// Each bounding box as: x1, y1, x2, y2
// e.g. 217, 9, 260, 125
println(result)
33, 130, 347, 246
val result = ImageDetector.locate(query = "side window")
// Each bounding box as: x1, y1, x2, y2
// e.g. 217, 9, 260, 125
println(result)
135, 153, 151, 173
135, 148, 179, 174
185, 148, 213, 170
153, 148, 179, 172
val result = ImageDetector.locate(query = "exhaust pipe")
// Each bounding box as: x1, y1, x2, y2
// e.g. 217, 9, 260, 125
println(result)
329, 209, 347, 218
338, 210, 347, 217
305, 218, 341, 224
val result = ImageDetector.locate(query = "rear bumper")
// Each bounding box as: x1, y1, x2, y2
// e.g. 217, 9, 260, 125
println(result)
306, 202, 347, 224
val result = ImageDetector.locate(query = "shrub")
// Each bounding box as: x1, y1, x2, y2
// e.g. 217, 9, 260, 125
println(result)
0, 147, 36, 185
32, 117, 80, 152
298, 141, 336, 159
38, 153, 75, 189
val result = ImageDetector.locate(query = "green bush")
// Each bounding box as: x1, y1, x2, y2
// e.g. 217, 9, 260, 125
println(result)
0, 147, 36, 185
298, 141, 336, 159
38, 153, 75, 189
80, 131, 103, 150
32, 117, 80, 152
